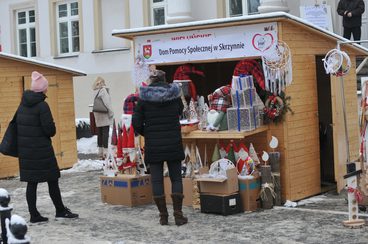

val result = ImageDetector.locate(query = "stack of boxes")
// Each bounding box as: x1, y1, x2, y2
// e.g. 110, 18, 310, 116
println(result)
227, 75, 263, 131
196, 167, 242, 215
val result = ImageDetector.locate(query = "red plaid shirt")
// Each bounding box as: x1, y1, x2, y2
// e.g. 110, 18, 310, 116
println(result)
208, 85, 232, 112
123, 93, 139, 115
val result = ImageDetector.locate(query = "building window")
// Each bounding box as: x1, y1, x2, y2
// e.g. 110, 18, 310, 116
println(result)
151, 0, 166, 26
227, 0, 260, 17
16, 9, 36, 57
56, 1, 80, 55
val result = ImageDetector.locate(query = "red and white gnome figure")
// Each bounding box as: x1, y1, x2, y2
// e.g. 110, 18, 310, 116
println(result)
119, 125, 137, 173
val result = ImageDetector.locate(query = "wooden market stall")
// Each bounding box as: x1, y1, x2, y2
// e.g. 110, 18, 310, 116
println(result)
0, 53, 85, 178
113, 12, 368, 202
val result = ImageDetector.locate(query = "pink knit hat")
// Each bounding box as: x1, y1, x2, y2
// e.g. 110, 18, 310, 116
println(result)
31, 71, 48, 92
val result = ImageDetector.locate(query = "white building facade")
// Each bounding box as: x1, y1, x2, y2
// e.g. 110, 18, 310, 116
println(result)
0, 0, 367, 119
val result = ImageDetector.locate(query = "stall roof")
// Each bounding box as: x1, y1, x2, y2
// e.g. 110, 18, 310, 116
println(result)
112, 11, 368, 55
0, 52, 86, 76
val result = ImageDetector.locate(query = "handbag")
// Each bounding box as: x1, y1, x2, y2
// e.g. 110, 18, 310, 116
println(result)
89, 112, 98, 135
93, 89, 108, 113
0, 112, 18, 157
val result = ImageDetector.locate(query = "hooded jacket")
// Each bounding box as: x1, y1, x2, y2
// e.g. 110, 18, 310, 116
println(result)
132, 82, 185, 163
337, 0, 365, 28
16, 90, 60, 182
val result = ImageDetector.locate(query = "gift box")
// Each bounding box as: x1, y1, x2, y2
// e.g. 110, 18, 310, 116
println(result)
227, 107, 261, 131
232, 75, 254, 90
200, 193, 242, 216
231, 88, 257, 108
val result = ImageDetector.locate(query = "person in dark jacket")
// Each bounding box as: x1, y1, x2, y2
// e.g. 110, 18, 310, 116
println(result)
337, 0, 365, 41
16, 71, 78, 223
132, 70, 187, 226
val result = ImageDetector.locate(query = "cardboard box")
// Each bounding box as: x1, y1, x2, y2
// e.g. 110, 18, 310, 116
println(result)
196, 168, 239, 195
164, 177, 195, 206
200, 193, 242, 216
238, 176, 261, 211
100, 175, 152, 207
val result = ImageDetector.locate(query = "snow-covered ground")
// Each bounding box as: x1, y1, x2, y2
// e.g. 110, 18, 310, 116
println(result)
61, 135, 104, 174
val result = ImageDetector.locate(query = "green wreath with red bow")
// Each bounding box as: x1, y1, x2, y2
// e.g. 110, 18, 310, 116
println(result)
263, 91, 293, 124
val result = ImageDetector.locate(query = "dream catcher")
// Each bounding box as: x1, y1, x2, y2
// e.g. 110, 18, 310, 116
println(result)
262, 41, 293, 94
133, 54, 150, 87
322, 49, 351, 77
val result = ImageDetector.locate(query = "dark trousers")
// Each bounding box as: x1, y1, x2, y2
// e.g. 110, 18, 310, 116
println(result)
97, 126, 109, 148
150, 161, 183, 196
343, 26, 361, 41
26, 180, 65, 216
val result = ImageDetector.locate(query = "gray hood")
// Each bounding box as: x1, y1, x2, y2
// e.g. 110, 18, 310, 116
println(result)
139, 82, 181, 102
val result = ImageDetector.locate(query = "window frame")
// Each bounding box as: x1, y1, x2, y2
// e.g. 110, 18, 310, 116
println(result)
225, 0, 260, 17
56, 1, 80, 56
15, 8, 36, 57
150, 0, 167, 26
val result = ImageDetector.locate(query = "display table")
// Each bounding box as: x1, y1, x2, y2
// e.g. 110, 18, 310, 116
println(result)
182, 126, 269, 139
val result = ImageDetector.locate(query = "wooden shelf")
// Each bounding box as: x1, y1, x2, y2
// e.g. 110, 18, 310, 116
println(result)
182, 125, 269, 139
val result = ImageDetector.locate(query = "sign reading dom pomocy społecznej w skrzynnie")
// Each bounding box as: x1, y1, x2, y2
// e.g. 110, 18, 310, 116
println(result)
135, 22, 278, 64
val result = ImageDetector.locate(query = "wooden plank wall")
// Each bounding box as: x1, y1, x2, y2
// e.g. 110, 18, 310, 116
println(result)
279, 21, 360, 200
0, 58, 78, 178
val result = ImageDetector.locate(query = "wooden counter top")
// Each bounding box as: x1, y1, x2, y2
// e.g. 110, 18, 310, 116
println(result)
181, 125, 269, 139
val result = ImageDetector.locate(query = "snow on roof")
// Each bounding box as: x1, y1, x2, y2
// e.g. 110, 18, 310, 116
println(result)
112, 11, 368, 55
0, 52, 86, 76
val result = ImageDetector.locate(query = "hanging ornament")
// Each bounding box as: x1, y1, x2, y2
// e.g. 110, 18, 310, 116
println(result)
269, 136, 279, 149
322, 49, 351, 77
262, 41, 292, 94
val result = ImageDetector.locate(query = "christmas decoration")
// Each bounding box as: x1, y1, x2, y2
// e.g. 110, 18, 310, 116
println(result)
323, 48, 351, 77
263, 91, 293, 124
262, 41, 293, 94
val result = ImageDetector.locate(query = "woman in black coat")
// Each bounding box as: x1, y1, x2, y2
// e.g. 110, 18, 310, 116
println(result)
132, 70, 187, 226
16, 71, 78, 223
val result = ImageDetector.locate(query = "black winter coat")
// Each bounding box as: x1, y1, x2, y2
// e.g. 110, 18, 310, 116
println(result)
16, 90, 60, 182
337, 0, 365, 28
132, 82, 185, 164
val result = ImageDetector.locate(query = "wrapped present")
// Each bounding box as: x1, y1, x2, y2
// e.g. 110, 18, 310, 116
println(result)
227, 107, 261, 131
231, 88, 257, 108
231, 75, 254, 90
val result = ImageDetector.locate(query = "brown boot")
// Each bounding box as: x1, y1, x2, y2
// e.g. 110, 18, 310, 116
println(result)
171, 193, 188, 226
153, 195, 168, 225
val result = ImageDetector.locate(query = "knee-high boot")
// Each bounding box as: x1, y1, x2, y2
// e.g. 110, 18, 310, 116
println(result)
171, 193, 188, 226
153, 195, 168, 225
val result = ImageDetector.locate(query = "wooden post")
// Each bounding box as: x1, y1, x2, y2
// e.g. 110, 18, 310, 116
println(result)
343, 176, 365, 228
260, 165, 274, 209
269, 152, 280, 173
